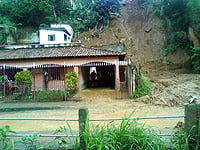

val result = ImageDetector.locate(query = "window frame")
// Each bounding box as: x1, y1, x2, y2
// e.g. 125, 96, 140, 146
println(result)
48, 34, 55, 41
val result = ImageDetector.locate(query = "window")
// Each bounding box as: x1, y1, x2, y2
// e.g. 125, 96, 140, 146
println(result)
64, 34, 67, 41
48, 34, 55, 41
50, 67, 61, 80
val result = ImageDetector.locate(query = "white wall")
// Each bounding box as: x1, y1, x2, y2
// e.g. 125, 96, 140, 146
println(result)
40, 30, 72, 44
51, 24, 73, 38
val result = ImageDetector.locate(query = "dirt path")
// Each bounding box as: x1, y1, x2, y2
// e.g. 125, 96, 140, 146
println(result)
1, 71, 199, 134
0, 88, 184, 133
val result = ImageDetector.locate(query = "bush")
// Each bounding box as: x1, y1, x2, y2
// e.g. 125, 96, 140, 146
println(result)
65, 71, 78, 90
35, 90, 69, 101
191, 47, 200, 72
14, 70, 32, 86
132, 75, 152, 98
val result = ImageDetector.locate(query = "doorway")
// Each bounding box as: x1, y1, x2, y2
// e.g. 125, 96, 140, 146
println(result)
80, 64, 115, 90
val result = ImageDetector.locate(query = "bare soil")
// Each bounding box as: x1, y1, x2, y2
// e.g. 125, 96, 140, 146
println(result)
0, 87, 184, 132
1, 70, 199, 134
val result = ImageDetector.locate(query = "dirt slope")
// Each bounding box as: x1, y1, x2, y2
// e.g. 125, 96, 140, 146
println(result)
78, 0, 200, 106
79, 0, 165, 67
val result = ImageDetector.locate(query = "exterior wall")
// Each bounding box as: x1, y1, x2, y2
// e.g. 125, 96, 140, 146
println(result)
0, 56, 120, 68
48, 80, 64, 90
0, 56, 121, 91
51, 24, 73, 39
81, 67, 90, 90
31, 66, 75, 91
40, 30, 71, 44
32, 71, 43, 91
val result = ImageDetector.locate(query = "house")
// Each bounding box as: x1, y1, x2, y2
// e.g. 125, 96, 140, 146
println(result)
0, 45, 128, 88
0, 25, 132, 100
40, 24, 73, 44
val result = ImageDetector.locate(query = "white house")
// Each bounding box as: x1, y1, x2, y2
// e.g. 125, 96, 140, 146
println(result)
40, 24, 73, 44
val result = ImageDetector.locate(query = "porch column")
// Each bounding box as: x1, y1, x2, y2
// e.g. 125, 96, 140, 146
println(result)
74, 66, 81, 91
115, 61, 120, 98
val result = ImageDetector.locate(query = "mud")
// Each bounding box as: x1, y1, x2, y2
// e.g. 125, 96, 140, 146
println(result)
0, 87, 184, 133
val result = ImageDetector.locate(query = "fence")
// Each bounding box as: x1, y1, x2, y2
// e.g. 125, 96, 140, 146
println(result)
0, 64, 67, 102
0, 62, 131, 102
1, 105, 200, 149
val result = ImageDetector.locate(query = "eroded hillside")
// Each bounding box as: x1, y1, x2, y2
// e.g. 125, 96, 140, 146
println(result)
78, 0, 200, 106
79, 0, 165, 67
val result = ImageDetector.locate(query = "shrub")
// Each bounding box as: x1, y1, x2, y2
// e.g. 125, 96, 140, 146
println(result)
19, 133, 42, 150
65, 71, 78, 90
0, 125, 15, 150
13, 90, 71, 101
0, 75, 9, 82
191, 47, 200, 72
132, 75, 152, 98
35, 90, 69, 101
14, 70, 32, 86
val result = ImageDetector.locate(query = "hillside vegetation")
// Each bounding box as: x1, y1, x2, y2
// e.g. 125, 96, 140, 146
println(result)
0, 0, 120, 31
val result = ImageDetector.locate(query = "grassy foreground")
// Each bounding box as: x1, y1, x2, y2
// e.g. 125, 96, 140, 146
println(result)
0, 111, 195, 150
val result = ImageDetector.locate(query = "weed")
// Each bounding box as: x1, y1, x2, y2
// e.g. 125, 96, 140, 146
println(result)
132, 75, 152, 98
83, 111, 171, 150
18, 133, 42, 150
53, 121, 79, 149
0, 125, 15, 150
13, 90, 70, 101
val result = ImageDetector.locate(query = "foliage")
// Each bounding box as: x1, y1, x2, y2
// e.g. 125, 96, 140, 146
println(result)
14, 70, 32, 86
0, 0, 120, 32
191, 47, 200, 72
0, 75, 9, 82
65, 71, 78, 90
35, 90, 69, 101
83, 111, 172, 149
13, 90, 71, 101
0, 0, 52, 27
132, 75, 152, 98
0, 125, 15, 150
173, 128, 190, 150
187, 0, 200, 39
19, 133, 41, 150
157, 0, 192, 55
53, 121, 79, 149
153, 0, 200, 71
162, 0, 188, 31
0, 29, 7, 45
1, 113, 200, 149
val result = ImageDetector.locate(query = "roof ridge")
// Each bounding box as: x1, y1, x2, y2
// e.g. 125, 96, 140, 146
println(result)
81, 45, 123, 53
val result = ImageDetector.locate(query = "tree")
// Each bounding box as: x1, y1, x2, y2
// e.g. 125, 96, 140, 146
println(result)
0, 0, 120, 31
0, 0, 53, 26
187, 0, 200, 39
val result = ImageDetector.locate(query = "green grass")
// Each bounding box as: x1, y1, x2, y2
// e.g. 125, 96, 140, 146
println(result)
12, 90, 71, 101
0, 91, 3, 101
132, 75, 152, 99
1, 111, 200, 149
83, 111, 173, 150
